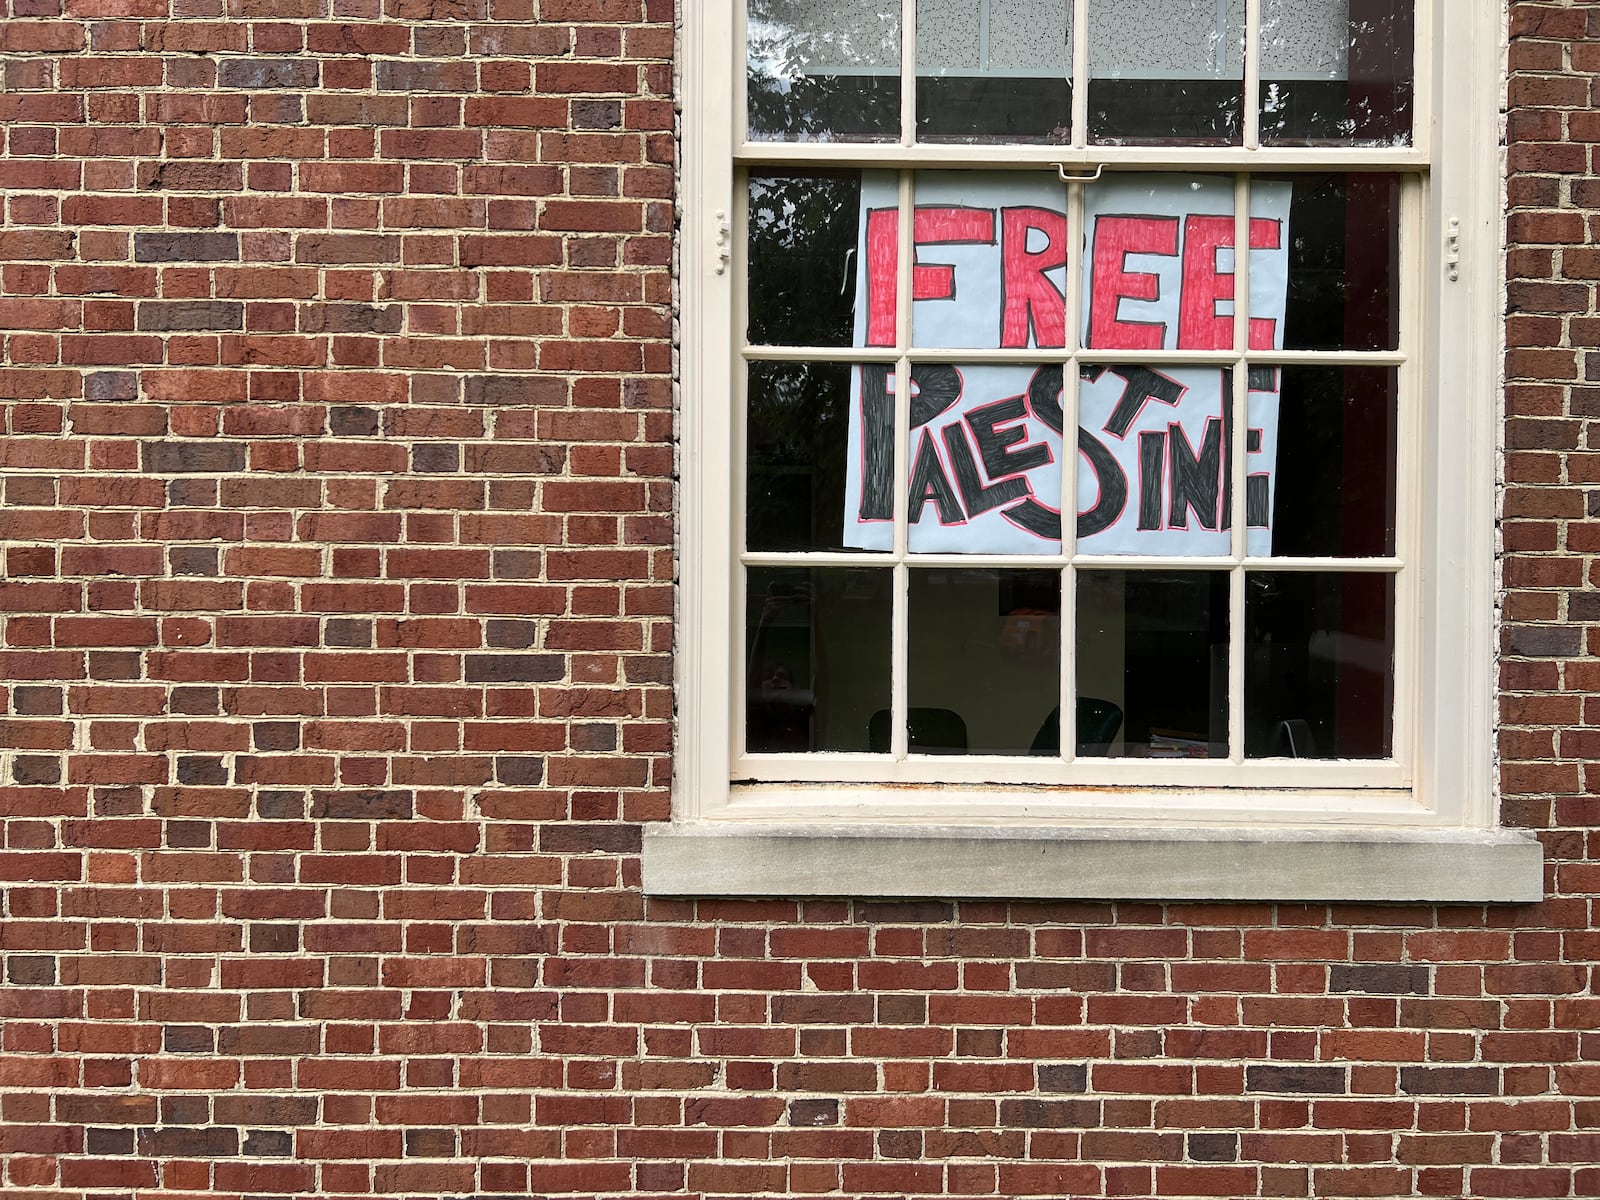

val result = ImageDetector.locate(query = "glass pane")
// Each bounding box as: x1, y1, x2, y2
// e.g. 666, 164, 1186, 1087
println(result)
1075, 570, 1228, 758
1089, 0, 1243, 144
1245, 572, 1394, 759
917, 0, 1072, 143
851, 171, 901, 350
746, 566, 893, 753
747, 0, 900, 142
748, 172, 871, 348
1251, 366, 1397, 558
839, 362, 896, 550
1081, 174, 1238, 353
912, 171, 1069, 351
1263, 173, 1400, 352
1261, 0, 1413, 146
749, 362, 888, 554
903, 364, 1064, 555
1077, 364, 1234, 556
907, 568, 1060, 755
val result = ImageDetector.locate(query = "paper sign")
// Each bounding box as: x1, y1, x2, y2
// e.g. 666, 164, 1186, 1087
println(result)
842, 172, 1291, 556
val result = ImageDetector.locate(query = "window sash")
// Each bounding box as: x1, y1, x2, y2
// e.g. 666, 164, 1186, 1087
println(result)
737, 0, 1431, 158
730, 165, 1421, 776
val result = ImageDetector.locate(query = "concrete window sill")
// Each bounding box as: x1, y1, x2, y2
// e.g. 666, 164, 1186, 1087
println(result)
641, 824, 1544, 903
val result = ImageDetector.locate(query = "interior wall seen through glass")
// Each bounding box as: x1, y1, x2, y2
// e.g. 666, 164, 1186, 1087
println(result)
1258, 366, 1398, 559
917, 0, 1072, 142
1076, 570, 1229, 758
746, 0, 1408, 147
1273, 173, 1401, 351
1261, 0, 1412, 144
745, 566, 894, 753
1244, 571, 1395, 759
906, 568, 1061, 755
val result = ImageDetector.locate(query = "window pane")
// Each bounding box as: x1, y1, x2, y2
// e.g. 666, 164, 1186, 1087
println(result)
917, 0, 1072, 143
749, 362, 887, 554
907, 568, 1060, 756
904, 364, 1064, 556
1081, 174, 1241, 353
1265, 173, 1401, 352
833, 357, 1065, 555
1245, 572, 1394, 759
1077, 365, 1234, 557
746, 566, 893, 753
1089, 0, 1243, 144
1075, 570, 1229, 758
747, 0, 900, 142
1253, 366, 1397, 559
748, 172, 871, 349
1260, 0, 1413, 146
910, 170, 1068, 351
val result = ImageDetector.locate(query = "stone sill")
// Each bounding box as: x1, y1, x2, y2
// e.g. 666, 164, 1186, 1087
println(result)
641, 824, 1544, 903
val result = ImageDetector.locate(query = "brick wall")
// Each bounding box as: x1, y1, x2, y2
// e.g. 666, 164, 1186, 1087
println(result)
0, 0, 1595, 1197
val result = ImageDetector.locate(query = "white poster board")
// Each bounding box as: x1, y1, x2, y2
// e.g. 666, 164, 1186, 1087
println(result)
842, 172, 1291, 557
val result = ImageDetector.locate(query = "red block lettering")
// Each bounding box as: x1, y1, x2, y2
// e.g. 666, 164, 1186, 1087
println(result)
1000, 207, 1067, 349
865, 207, 997, 348
1178, 215, 1286, 351
1089, 215, 1179, 349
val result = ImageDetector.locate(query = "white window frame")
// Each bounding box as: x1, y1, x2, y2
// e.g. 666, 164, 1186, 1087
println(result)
653, 0, 1541, 901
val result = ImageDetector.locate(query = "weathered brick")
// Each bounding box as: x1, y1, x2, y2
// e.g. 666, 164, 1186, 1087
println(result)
463, 654, 566, 684
140, 442, 247, 474
1329, 964, 1431, 995
1506, 625, 1584, 658
307, 790, 414, 820
217, 59, 319, 89
136, 301, 245, 332
132, 232, 240, 262
1246, 1066, 1347, 1094
1401, 1067, 1501, 1096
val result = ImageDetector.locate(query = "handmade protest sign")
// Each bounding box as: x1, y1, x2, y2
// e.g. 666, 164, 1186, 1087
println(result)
841, 172, 1292, 556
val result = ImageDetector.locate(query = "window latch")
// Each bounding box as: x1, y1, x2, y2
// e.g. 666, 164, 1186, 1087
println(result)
714, 209, 731, 275
1445, 217, 1461, 283
1056, 163, 1106, 184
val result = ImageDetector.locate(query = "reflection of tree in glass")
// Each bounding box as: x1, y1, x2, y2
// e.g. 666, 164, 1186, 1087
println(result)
746, 0, 899, 140
746, 0, 896, 85
747, 362, 853, 552
747, 173, 861, 348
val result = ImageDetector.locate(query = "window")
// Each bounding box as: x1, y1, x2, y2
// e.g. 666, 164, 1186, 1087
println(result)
653, 0, 1541, 900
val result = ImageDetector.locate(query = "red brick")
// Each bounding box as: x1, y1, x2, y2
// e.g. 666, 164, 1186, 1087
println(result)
0, 5, 1583, 1198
